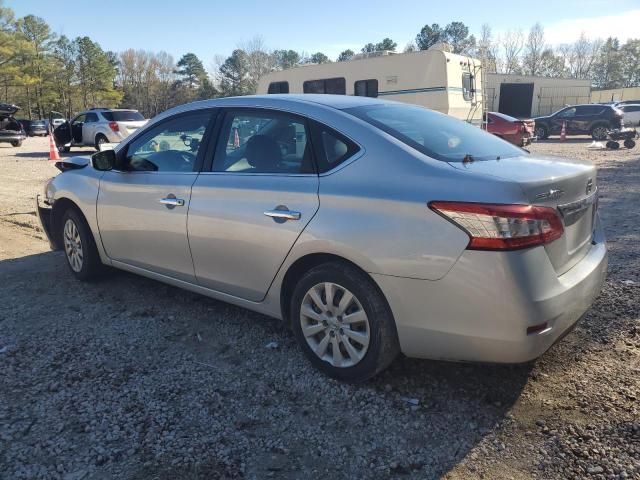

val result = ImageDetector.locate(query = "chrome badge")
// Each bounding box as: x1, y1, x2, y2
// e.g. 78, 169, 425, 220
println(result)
586, 178, 593, 195
535, 189, 565, 200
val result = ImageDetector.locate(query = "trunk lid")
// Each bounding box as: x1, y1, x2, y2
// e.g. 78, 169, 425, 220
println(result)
116, 119, 147, 137
449, 154, 598, 275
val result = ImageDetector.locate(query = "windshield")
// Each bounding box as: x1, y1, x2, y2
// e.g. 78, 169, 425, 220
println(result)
102, 111, 144, 122
345, 104, 524, 162
32, 121, 46, 126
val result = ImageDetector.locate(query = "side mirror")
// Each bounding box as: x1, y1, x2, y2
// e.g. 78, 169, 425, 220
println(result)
91, 149, 116, 171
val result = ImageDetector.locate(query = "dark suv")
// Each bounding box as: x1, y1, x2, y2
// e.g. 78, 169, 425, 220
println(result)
533, 104, 624, 141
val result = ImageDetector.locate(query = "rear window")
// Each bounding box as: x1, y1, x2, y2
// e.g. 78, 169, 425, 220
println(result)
345, 103, 523, 162
31, 121, 46, 126
101, 110, 145, 122
489, 112, 519, 122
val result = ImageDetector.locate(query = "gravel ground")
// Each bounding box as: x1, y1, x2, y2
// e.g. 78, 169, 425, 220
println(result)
0, 136, 638, 480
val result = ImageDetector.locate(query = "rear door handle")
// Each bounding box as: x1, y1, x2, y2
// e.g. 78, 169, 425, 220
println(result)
264, 209, 301, 221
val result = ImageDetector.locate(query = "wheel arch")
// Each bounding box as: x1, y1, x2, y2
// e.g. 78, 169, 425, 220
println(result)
279, 252, 393, 328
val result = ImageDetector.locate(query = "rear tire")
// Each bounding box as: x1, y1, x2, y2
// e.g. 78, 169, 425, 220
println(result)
60, 208, 104, 281
534, 125, 548, 140
59, 146, 71, 153
95, 134, 108, 151
591, 124, 609, 141
290, 262, 399, 382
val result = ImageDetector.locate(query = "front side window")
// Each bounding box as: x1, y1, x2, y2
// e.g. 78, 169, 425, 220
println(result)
462, 73, 474, 101
557, 107, 576, 118
268, 82, 289, 94
72, 115, 86, 125
345, 103, 523, 162
124, 111, 211, 172
354, 79, 378, 98
303, 78, 346, 95
213, 110, 313, 174
85, 113, 99, 123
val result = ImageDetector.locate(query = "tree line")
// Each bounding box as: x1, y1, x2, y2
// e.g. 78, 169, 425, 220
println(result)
1, 0, 639, 120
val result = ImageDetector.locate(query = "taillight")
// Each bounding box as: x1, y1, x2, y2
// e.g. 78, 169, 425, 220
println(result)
108, 121, 119, 132
429, 202, 564, 250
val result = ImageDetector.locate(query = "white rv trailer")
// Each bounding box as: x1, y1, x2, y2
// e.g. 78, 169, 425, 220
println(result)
257, 46, 483, 124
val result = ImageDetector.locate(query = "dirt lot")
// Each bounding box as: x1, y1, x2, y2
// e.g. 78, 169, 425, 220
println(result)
0, 136, 638, 480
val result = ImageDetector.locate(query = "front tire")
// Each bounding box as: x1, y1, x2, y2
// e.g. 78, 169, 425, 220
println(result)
534, 125, 548, 140
11, 140, 22, 147
59, 146, 71, 153
290, 263, 399, 382
60, 209, 103, 281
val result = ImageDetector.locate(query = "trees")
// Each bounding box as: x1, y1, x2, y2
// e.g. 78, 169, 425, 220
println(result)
416, 22, 474, 53
337, 49, 354, 61
218, 49, 250, 97
592, 37, 624, 89
499, 30, 524, 74
522, 23, 545, 76
273, 49, 300, 69
309, 52, 330, 64
362, 38, 397, 53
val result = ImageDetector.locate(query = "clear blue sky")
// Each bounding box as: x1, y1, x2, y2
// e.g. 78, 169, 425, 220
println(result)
10, 0, 640, 65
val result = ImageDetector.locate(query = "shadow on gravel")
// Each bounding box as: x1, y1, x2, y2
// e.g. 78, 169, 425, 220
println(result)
0, 250, 534, 479
13, 151, 49, 159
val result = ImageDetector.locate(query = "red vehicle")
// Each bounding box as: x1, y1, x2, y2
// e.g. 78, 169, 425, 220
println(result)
484, 112, 535, 147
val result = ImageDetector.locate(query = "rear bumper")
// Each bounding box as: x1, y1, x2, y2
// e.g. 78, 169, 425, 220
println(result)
0, 131, 26, 142
373, 216, 608, 363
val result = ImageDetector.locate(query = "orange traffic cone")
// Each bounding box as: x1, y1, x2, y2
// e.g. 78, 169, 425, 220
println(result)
560, 121, 566, 142
48, 127, 60, 160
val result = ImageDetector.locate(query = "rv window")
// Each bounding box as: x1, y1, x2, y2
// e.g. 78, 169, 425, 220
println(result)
268, 81, 289, 94
354, 79, 378, 98
303, 78, 346, 95
462, 73, 473, 101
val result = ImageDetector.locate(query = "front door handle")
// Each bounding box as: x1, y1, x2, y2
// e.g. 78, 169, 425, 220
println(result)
264, 208, 301, 221
159, 197, 185, 208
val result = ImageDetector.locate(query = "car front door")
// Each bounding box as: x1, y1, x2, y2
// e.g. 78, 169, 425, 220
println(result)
70, 114, 85, 145
188, 108, 320, 301
551, 107, 576, 134
97, 109, 215, 282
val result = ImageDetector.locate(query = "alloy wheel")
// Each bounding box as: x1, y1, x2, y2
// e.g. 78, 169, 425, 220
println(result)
63, 218, 83, 272
593, 126, 608, 140
299, 282, 370, 368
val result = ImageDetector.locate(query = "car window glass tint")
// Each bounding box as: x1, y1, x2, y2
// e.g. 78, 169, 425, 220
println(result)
345, 103, 522, 162
558, 108, 576, 118
85, 113, 98, 123
213, 111, 312, 174
312, 124, 359, 173
125, 112, 211, 172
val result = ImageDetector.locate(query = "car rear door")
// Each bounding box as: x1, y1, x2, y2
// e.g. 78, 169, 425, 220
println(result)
97, 109, 216, 282
188, 108, 320, 301
82, 112, 99, 145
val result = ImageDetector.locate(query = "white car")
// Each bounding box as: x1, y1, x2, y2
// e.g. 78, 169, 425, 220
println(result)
53, 108, 148, 152
617, 104, 640, 127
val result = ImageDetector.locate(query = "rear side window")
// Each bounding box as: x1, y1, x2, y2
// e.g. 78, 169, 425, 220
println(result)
310, 122, 359, 173
303, 78, 346, 95
345, 103, 522, 162
462, 73, 474, 101
268, 81, 289, 94
354, 79, 378, 98
102, 111, 145, 122
575, 105, 604, 115
623, 105, 640, 112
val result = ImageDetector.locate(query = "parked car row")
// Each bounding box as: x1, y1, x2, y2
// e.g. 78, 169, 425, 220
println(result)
0, 103, 26, 147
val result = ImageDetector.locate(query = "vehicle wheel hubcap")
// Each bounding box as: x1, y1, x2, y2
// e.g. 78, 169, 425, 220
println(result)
300, 282, 370, 368
63, 219, 83, 273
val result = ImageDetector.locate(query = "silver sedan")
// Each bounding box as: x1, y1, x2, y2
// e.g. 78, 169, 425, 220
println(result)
37, 95, 607, 382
